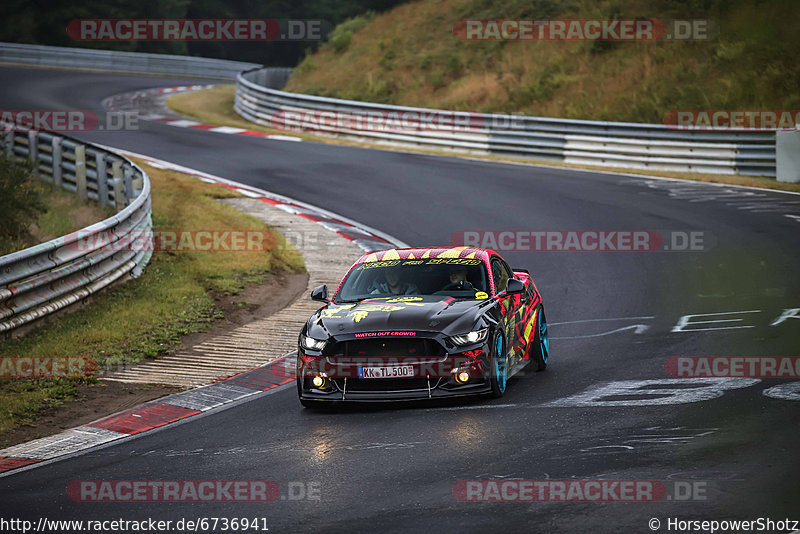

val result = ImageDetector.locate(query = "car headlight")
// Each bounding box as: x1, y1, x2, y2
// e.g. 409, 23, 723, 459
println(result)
300, 333, 327, 351
450, 328, 488, 346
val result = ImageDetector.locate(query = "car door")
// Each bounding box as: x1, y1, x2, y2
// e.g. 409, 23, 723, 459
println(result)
491, 257, 523, 362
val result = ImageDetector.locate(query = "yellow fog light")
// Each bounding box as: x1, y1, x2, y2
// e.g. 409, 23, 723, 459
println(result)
456, 370, 470, 384
312, 376, 324, 388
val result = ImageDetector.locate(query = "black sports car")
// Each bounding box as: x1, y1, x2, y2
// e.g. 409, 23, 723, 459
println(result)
296, 246, 549, 406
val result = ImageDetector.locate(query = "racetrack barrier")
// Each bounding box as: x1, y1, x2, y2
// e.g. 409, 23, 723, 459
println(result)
236, 66, 777, 177
0, 129, 153, 335
0, 42, 780, 177
0, 42, 257, 80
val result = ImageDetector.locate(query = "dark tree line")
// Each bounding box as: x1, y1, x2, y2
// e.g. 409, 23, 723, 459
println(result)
0, 0, 405, 66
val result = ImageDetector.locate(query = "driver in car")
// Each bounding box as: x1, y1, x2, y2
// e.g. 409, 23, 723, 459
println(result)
370, 266, 419, 295
443, 265, 475, 290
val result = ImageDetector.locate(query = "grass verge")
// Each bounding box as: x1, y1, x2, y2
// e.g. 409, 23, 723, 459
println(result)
284, 0, 799, 124
0, 183, 116, 256
167, 86, 800, 194
0, 161, 304, 441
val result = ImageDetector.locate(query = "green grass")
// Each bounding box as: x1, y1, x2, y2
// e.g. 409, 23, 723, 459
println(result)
0, 176, 114, 256
37, 188, 115, 240
284, 0, 799, 123
0, 378, 86, 437
0, 162, 304, 439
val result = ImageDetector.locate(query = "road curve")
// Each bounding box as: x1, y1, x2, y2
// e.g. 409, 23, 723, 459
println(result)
0, 65, 798, 533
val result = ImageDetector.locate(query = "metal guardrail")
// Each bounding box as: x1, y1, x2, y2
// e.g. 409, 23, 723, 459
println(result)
236, 67, 777, 177
0, 42, 779, 176
0, 42, 259, 80
0, 130, 153, 334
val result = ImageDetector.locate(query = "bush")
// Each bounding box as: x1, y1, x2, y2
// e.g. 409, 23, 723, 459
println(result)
0, 154, 46, 255
328, 12, 376, 54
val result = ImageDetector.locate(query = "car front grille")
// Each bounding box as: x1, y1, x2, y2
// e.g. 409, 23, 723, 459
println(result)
328, 338, 446, 361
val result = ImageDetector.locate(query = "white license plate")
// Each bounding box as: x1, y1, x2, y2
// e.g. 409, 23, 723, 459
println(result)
358, 365, 415, 379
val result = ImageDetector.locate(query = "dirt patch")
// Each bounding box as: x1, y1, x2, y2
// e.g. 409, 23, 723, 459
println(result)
0, 381, 183, 448
1, 271, 308, 449
178, 271, 308, 350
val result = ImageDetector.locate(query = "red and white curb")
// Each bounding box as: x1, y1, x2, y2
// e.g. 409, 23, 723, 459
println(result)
116, 148, 405, 252
0, 152, 406, 476
103, 84, 302, 143
155, 85, 211, 94
0, 357, 295, 474
146, 116, 301, 142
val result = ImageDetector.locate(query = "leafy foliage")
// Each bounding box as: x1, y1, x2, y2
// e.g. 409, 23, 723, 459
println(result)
0, 0, 405, 66
0, 155, 46, 255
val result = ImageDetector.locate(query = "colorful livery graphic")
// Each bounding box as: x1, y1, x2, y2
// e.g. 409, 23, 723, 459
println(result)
297, 247, 549, 406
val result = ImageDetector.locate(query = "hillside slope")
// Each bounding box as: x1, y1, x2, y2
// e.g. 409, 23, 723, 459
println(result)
284, 0, 799, 123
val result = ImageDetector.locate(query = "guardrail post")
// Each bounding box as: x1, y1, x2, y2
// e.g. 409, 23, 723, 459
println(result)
27, 130, 39, 164
777, 130, 800, 183
52, 137, 63, 186
123, 165, 133, 204
74, 144, 88, 201
0, 124, 154, 335
131, 170, 143, 193
3, 130, 13, 157
112, 160, 126, 210
95, 152, 108, 206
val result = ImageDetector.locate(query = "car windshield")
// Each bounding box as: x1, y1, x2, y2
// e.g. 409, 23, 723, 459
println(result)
335, 258, 490, 302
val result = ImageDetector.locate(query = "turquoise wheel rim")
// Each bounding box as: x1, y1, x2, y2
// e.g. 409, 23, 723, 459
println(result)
539, 312, 549, 364
495, 333, 507, 392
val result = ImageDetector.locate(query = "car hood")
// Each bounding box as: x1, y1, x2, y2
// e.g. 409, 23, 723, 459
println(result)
309, 295, 490, 337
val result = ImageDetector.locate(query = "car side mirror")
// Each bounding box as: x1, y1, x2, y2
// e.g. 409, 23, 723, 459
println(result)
503, 278, 525, 295
311, 284, 329, 302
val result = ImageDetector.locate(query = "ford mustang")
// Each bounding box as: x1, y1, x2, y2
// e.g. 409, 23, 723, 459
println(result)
296, 246, 548, 407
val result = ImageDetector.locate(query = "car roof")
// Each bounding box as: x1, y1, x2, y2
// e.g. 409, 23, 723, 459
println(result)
355, 246, 494, 264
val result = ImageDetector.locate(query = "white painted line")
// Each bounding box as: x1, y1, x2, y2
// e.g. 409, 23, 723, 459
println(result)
275, 204, 302, 214
265, 134, 302, 142
0, 427, 126, 460
235, 188, 263, 198
672, 310, 760, 333
432, 403, 524, 411
762, 382, 800, 401
456, 156, 800, 198
93, 145, 410, 249
209, 126, 247, 134
543, 378, 761, 407
550, 316, 654, 326
553, 324, 649, 340
138, 114, 167, 121
581, 445, 634, 452
166, 119, 202, 128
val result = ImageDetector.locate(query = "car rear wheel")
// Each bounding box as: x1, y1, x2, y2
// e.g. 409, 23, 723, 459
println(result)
489, 331, 507, 398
